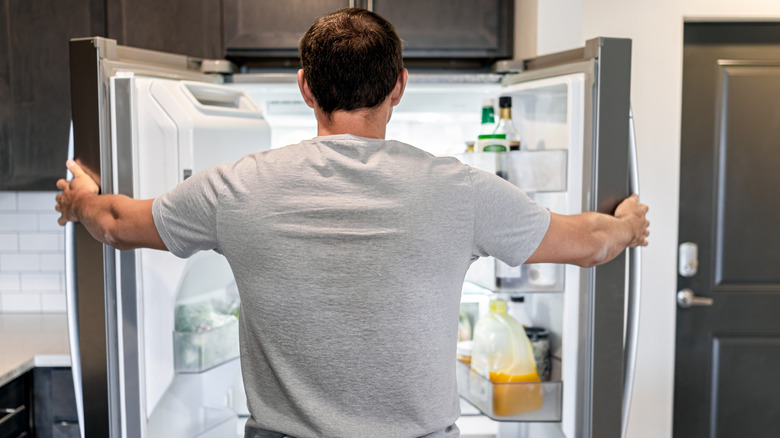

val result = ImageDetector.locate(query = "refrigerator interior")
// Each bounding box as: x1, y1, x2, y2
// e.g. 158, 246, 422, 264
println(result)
108, 72, 584, 437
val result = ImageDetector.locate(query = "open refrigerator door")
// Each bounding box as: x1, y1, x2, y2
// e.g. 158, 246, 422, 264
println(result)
454, 38, 634, 438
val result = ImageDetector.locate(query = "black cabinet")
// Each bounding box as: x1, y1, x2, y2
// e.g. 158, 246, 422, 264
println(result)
32, 368, 79, 438
3, 1, 514, 189
373, 0, 513, 59
0, 0, 105, 190
0, 368, 79, 438
106, 0, 222, 59
0, 372, 32, 438
224, 0, 351, 60
225, 0, 513, 66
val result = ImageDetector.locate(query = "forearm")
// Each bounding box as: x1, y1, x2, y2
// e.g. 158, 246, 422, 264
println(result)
526, 210, 642, 268
71, 192, 163, 251
584, 212, 634, 267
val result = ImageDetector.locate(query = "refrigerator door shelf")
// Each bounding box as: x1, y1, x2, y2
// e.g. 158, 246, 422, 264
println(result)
465, 262, 565, 294
456, 150, 568, 193
456, 361, 562, 422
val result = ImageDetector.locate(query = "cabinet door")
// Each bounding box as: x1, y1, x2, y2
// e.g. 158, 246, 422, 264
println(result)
372, 0, 513, 59
0, 0, 105, 190
223, 0, 352, 59
0, 372, 32, 438
106, 0, 222, 58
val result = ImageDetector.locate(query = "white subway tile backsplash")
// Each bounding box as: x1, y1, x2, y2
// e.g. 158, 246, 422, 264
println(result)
1, 191, 67, 313
0, 213, 38, 231
40, 254, 65, 272
1, 292, 42, 313
0, 233, 18, 251
38, 212, 63, 231
41, 292, 67, 313
21, 273, 61, 291
0, 274, 20, 291
18, 192, 58, 211
0, 193, 17, 211
19, 233, 62, 252
1, 254, 40, 271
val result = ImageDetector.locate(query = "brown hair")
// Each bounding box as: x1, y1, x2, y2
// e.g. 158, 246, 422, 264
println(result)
299, 8, 404, 115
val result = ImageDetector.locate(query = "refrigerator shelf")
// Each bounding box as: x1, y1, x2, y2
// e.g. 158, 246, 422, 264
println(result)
456, 360, 562, 422
465, 263, 565, 294
173, 319, 240, 373
454, 150, 568, 193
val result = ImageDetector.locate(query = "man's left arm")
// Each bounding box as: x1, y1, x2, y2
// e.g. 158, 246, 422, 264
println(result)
55, 160, 167, 251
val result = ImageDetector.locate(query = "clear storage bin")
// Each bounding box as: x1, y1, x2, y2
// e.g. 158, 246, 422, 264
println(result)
174, 318, 240, 373
456, 360, 562, 422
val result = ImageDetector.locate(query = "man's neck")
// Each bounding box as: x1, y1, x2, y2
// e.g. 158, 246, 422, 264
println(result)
314, 103, 391, 139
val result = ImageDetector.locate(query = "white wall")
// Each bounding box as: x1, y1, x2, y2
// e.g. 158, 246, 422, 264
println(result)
534, 1, 780, 437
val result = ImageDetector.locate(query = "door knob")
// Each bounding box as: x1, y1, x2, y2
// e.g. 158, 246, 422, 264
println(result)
677, 289, 713, 308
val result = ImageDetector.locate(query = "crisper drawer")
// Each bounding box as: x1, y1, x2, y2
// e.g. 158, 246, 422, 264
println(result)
456, 360, 562, 422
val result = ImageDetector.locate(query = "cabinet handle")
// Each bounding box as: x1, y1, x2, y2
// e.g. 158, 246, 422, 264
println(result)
0, 405, 25, 426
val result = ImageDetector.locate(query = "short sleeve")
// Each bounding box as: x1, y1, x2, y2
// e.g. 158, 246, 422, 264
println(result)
470, 168, 551, 266
152, 166, 225, 258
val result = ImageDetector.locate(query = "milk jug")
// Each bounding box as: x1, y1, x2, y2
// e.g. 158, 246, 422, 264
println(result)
470, 298, 543, 416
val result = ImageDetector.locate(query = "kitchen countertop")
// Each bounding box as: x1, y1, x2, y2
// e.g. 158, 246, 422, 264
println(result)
0, 313, 71, 387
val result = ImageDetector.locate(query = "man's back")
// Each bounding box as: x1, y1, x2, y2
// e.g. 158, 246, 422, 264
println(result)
153, 134, 549, 437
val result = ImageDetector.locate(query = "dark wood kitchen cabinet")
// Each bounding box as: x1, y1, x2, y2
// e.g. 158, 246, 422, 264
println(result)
373, 0, 513, 59
0, 371, 32, 438
223, 0, 352, 60
0, 0, 222, 190
105, 0, 223, 59
224, 0, 513, 65
0, 0, 105, 190
33, 368, 79, 438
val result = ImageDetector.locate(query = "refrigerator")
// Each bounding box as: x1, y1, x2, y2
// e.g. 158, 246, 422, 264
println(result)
66, 36, 639, 438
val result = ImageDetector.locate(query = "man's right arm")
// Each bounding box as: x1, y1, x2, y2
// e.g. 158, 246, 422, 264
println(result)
525, 195, 649, 268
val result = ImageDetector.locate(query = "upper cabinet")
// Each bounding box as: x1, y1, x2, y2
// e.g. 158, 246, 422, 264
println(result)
3, 0, 513, 190
106, 0, 223, 59
224, 0, 513, 66
373, 0, 513, 59
224, 0, 352, 60
0, 0, 105, 190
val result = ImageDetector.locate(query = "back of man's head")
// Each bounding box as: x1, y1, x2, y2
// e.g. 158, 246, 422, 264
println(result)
299, 8, 404, 116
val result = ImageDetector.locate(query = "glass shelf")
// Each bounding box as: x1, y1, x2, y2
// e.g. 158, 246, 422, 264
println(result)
173, 318, 240, 373
465, 262, 565, 294
456, 360, 562, 422
455, 150, 568, 193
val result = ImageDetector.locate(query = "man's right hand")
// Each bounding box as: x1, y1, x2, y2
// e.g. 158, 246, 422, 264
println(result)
526, 194, 650, 268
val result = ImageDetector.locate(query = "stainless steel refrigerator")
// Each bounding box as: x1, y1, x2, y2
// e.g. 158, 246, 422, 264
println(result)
66, 36, 639, 438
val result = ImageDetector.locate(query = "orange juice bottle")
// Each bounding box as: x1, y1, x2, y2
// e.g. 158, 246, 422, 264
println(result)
470, 299, 543, 416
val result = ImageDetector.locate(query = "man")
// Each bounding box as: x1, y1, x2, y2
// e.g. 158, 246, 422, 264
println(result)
56, 8, 649, 438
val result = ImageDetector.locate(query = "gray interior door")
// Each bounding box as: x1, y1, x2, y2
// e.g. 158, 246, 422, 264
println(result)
675, 22, 780, 437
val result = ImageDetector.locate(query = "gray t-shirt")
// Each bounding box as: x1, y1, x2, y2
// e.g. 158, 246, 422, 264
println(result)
152, 134, 550, 438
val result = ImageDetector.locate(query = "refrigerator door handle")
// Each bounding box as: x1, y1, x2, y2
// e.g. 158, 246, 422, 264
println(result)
65, 221, 85, 438
64, 125, 86, 438
622, 107, 642, 438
